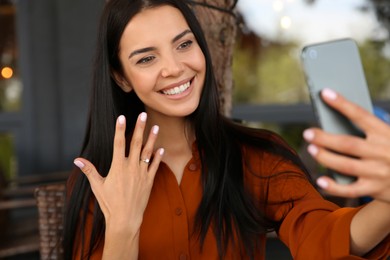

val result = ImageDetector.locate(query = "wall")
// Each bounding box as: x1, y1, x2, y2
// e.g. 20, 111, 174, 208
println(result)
13, 0, 104, 176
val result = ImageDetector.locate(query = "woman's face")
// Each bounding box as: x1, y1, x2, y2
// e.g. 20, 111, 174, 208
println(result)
116, 5, 206, 119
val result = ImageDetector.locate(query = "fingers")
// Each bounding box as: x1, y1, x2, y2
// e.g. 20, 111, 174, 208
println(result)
303, 127, 390, 200
304, 128, 366, 158
304, 127, 390, 169
306, 142, 365, 177
305, 89, 390, 201
77, 113, 164, 182
139, 125, 159, 170
303, 128, 381, 178
74, 158, 103, 189
315, 176, 365, 198
112, 115, 127, 167
320, 88, 387, 134
129, 112, 148, 165
148, 148, 165, 176
303, 127, 388, 162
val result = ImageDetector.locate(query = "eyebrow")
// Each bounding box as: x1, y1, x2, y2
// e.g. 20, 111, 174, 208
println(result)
128, 29, 193, 59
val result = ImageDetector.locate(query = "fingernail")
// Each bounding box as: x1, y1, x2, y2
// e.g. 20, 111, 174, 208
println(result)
303, 129, 315, 141
140, 112, 147, 122
74, 160, 85, 169
118, 115, 125, 125
152, 125, 159, 134
307, 144, 318, 156
317, 177, 329, 189
322, 88, 337, 100
159, 148, 165, 155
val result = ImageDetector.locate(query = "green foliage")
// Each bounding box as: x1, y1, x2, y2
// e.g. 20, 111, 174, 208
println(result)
0, 134, 15, 181
233, 42, 308, 105
232, 46, 260, 103
256, 44, 307, 104
359, 40, 390, 100
233, 38, 390, 105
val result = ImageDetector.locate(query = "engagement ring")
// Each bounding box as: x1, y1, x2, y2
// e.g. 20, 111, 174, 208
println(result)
140, 158, 150, 164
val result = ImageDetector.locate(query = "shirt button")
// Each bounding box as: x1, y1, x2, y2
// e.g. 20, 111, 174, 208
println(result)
179, 253, 187, 260
175, 207, 182, 216
188, 163, 197, 171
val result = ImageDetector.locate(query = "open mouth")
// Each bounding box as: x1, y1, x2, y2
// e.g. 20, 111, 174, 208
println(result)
161, 79, 192, 95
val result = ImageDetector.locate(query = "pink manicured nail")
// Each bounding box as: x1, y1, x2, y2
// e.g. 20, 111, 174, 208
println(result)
140, 112, 147, 122
307, 144, 318, 156
74, 160, 85, 169
118, 115, 125, 125
317, 178, 329, 189
159, 148, 165, 155
322, 88, 337, 100
303, 129, 315, 141
152, 125, 159, 134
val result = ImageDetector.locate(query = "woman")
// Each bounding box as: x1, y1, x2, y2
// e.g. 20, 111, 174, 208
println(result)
64, 0, 390, 259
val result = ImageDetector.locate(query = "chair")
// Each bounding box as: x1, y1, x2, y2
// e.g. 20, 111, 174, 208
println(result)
34, 183, 66, 260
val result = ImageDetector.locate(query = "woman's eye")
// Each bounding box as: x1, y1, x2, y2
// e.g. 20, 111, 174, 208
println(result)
178, 40, 193, 50
136, 56, 155, 64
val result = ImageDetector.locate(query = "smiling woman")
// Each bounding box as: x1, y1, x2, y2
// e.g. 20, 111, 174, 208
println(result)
112, 6, 205, 118
63, 0, 390, 259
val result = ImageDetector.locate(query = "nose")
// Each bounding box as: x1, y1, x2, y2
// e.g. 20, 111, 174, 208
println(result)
161, 52, 184, 78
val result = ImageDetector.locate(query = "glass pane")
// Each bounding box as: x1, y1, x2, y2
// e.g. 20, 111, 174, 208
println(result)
0, 0, 22, 112
234, 0, 390, 105
0, 132, 16, 184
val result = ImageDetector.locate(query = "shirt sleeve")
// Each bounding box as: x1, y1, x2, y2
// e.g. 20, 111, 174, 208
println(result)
243, 144, 390, 259
269, 160, 390, 259
279, 199, 390, 259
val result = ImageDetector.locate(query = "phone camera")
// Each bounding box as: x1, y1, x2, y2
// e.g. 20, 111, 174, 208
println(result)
309, 49, 317, 59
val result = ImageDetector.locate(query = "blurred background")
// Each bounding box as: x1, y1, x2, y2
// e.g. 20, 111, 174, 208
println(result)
233, 0, 390, 148
0, 0, 389, 258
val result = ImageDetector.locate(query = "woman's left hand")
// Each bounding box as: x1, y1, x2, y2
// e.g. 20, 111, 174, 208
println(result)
303, 88, 390, 203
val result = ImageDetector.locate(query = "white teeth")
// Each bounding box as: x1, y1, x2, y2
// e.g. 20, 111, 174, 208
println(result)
162, 81, 190, 95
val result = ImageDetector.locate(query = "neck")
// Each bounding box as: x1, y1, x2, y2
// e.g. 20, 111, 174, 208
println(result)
144, 112, 195, 184
146, 114, 194, 150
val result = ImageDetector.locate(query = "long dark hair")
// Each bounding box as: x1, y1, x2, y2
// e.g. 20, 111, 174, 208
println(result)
63, 0, 312, 259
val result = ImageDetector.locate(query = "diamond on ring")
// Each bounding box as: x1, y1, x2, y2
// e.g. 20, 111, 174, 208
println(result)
141, 158, 150, 164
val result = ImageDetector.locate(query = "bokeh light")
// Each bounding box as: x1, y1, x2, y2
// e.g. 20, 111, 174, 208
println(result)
280, 16, 292, 30
1, 66, 13, 79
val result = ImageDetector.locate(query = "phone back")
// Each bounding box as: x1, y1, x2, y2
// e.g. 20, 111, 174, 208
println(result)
301, 38, 373, 137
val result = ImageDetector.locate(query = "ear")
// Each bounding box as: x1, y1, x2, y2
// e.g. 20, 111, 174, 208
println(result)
112, 71, 132, 93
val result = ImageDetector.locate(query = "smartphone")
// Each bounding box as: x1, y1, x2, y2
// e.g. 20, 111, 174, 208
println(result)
301, 38, 373, 184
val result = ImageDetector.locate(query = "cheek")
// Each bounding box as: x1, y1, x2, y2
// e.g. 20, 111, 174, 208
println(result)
195, 54, 206, 87
198, 57, 206, 73
126, 70, 155, 92
189, 49, 206, 72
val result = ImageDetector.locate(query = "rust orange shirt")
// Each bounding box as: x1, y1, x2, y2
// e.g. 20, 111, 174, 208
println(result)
72, 144, 390, 259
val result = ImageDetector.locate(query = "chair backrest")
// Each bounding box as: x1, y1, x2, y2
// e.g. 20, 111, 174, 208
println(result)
34, 183, 66, 260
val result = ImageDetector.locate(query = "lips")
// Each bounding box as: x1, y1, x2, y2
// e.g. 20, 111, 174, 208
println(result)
161, 80, 191, 95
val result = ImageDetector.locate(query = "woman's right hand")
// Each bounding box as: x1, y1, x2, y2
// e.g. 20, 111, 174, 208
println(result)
73, 112, 164, 237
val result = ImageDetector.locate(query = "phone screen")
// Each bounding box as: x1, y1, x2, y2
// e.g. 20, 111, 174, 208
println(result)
301, 38, 373, 184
